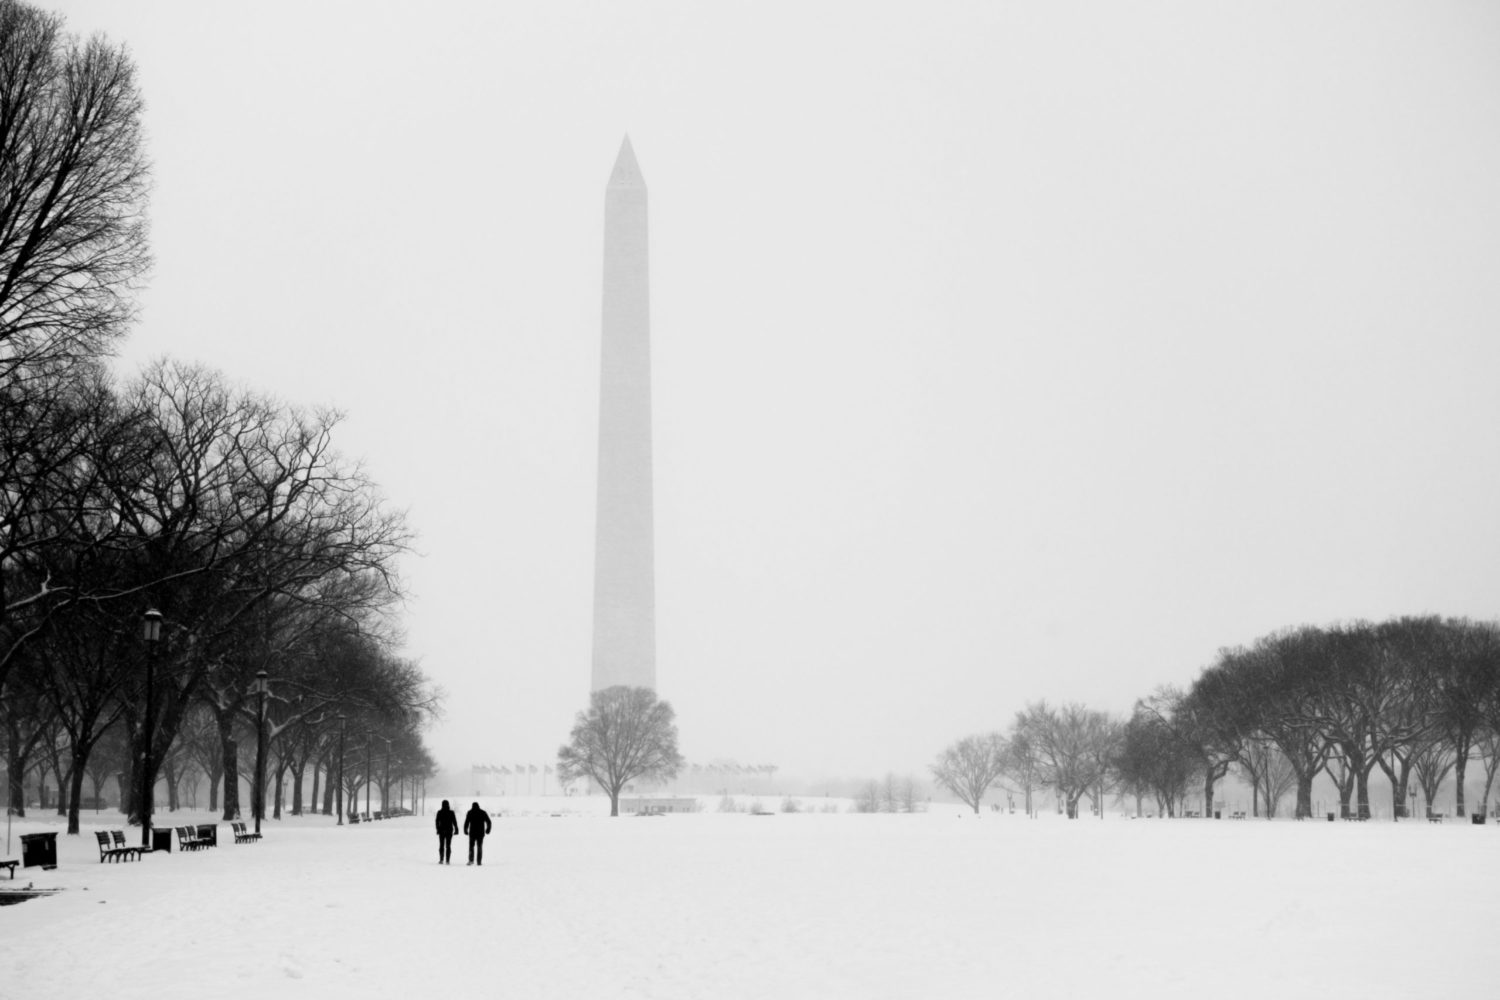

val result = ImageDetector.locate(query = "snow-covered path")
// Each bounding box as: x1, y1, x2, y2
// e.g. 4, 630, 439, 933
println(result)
2, 803, 1496, 999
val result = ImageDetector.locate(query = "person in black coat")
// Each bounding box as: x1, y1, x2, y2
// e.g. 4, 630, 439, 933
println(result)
463, 801, 492, 865
435, 800, 459, 864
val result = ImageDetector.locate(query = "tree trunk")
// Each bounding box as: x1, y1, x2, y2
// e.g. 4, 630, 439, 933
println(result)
67, 760, 89, 835
53, 757, 68, 816
273, 764, 285, 820
164, 759, 180, 812
1355, 766, 1372, 820
1480, 755, 1499, 817
1374, 755, 1401, 820
1454, 736, 1471, 818
292, 760, 306, 816
6, 735, 25, 818
217, 712, 240, 821
1295, 772, 1313, 819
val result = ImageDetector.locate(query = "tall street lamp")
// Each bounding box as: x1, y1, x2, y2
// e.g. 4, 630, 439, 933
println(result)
140, 608, 162, 850
254, 670, 269, 836
336, 714, 346, 826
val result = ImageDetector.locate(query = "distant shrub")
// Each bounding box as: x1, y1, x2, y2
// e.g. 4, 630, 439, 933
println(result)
717, 794, 741, 813
780, 796, 801, 813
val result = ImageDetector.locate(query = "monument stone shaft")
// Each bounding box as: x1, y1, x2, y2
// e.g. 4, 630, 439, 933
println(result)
591, 137, 656, 692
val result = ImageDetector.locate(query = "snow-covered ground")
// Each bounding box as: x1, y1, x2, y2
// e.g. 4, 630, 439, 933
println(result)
2, 797, 1496, 999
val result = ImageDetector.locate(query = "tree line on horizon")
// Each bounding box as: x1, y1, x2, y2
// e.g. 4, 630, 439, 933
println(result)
0, 0, 439, 834
933, 616, 1500, 821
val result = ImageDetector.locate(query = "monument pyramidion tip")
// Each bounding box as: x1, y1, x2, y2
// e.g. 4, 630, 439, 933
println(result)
608, 135, 645, 189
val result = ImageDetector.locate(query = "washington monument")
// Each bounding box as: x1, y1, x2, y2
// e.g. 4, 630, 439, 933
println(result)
591, 136, 656, 692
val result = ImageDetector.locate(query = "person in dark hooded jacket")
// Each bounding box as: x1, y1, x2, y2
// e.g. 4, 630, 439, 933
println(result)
463, 801, 492, 865
435, 800, 459, 864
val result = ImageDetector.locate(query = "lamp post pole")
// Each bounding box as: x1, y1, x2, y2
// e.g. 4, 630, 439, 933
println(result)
383, 738, 391, 815
364, 739, 372, 819
254, 670, 268, 835
140, 609, 162, 850
336, 714, 346, 826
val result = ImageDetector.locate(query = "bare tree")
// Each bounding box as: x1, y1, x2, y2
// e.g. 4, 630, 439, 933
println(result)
1114, 707, 1194, 817
1410, 737, 1455, 817
1019, 701, 1119, 819
930, 733, 1006, 814
999, 719, 1044, 817
1474, 728, 1500, 818
1240, 741, 1296, 818
0, 0, 150, 380
557, 686, 683, 817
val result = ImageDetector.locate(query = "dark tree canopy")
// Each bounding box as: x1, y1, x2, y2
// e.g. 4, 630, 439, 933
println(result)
0, 0, 150, 380
557, 685, 682, 817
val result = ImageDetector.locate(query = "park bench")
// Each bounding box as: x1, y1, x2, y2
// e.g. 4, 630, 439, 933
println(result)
231, 822, 261, 843
175, 827, 208, 851
96, 830, 141, 863
373, 811, 383, 820
110, 830, 144, 859
1, 859, 17, 878
1426, 812, 1443, 823
1230, 811, 1246, 819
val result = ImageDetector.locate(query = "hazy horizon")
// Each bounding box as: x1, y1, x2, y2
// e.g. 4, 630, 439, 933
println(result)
51, 1, 1500, 776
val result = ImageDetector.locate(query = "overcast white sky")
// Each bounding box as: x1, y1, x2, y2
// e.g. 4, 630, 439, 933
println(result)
51, 1, 1500, 780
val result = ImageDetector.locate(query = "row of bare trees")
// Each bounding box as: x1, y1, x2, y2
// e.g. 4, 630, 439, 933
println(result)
930, 703, 1121, 817
0, 0, 438, 834
933, 617, 1500, 820
1, 360, 440, 835
1167, 616, 1500, 820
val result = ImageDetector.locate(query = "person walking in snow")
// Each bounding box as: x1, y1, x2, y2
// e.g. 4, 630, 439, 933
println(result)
463, 801, 492, 866
435, 799, 459, 864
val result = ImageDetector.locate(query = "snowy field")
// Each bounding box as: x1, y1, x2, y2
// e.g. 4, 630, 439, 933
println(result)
2, 797, 1498, 999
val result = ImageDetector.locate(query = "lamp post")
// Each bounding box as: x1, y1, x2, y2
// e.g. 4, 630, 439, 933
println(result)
364, 738, 372, 819
254, 670, 269, 835
336, 714, 346, 826
140, 609, 162, 849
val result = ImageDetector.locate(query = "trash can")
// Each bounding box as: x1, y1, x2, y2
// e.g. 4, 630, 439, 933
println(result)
1327, 812, 1335, 822
20, 832, 57, 869
197, 824, 218, 847
1473, 814, 1486, 825
1214, 811, 1221, 820
152, 827, 174, 852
